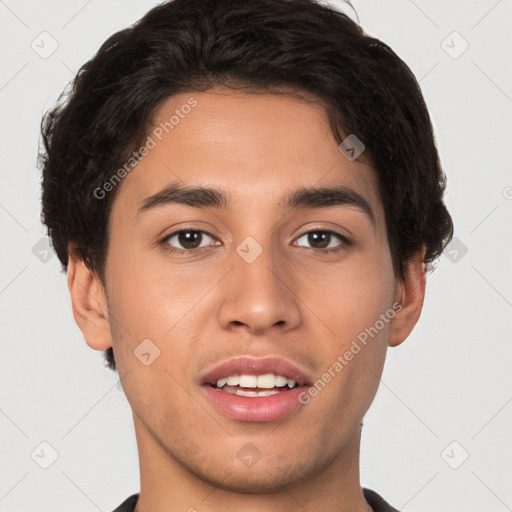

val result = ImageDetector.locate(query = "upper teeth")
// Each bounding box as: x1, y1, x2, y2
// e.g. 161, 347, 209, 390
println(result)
216, 374, 297, 389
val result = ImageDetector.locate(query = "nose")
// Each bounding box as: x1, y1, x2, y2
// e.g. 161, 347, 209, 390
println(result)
217, 245, 302, 336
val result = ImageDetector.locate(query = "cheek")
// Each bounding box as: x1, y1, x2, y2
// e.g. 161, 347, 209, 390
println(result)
328, 258, 395, 381
331, 281, 394, 347
304, 268, 394, 435
304, 252, 395, 418
305, 253, 396, 346
105, 241, 200, 335
104, 245, 229, 384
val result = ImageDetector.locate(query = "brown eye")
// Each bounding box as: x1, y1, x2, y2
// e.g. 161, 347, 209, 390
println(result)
295, 230, 350, 253
163, 230, 214, 251
308, 231, 330, 249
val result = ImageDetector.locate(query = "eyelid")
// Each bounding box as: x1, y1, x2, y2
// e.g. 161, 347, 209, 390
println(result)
161, 226, 218, 251
160, 225, 351, 254
293, 228, 350, 250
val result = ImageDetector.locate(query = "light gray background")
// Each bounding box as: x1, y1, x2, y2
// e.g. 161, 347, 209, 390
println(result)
1, 1, 511, 511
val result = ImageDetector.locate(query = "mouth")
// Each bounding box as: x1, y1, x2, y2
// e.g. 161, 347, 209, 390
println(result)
206, 373, 302, 397
199, 356, 312, 422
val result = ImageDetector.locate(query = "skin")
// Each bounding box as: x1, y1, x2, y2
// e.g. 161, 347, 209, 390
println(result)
67, 87, 426, 512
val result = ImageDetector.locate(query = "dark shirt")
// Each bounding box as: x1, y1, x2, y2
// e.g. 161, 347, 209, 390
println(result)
112, 488, 400, 511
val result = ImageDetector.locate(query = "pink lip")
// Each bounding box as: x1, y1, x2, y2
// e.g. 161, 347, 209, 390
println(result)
201, 385, 308, 422
199, 356, 313, 423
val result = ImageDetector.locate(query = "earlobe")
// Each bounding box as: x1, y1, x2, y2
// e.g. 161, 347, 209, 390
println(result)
388, 246, 427, 348
67, 253, 113, 351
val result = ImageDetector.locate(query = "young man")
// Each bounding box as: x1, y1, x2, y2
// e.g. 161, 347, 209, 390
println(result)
39, 0, 453, 510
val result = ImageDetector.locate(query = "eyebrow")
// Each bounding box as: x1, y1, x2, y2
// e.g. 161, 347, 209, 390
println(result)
137, 182, 375, 225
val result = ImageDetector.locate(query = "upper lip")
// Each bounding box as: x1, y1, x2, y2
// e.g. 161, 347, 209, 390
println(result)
200, 356, 313, 387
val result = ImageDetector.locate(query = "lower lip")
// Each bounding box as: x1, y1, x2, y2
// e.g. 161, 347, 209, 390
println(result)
201, 385, 306, 422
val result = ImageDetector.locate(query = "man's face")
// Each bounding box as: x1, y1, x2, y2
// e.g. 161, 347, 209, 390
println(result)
102, 88, 400, 491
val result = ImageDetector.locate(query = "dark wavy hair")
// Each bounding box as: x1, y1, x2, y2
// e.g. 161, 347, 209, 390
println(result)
39, 0, 454, 371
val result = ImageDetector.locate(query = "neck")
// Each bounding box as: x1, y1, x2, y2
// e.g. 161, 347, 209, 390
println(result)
133, 413, 371, 512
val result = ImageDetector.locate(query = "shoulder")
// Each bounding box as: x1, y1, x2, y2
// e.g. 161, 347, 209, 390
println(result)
363, 488, 401, 512
111, 493, 139, 512
110, 490, 397, 512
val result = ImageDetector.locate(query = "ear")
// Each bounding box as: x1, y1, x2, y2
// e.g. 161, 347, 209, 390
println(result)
388, 245, 427, 348
67, 253, 113, 351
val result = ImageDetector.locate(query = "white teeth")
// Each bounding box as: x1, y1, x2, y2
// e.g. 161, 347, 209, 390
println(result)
239, 375, 257, 387
215, 373, 298, 390
254, 389, 281, 397
256, 373, 278, 388
275, 375, 288, 387
216, 377, 228, 388
223, 387, 281, 397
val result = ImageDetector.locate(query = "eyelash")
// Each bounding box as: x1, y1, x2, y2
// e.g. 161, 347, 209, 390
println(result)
160, 226, 351, 256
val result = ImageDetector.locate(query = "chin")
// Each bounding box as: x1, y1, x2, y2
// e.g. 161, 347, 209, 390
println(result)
198, 462, 312, 494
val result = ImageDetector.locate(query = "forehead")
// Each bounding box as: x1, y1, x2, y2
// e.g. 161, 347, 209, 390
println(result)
112, 88, 383, 224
